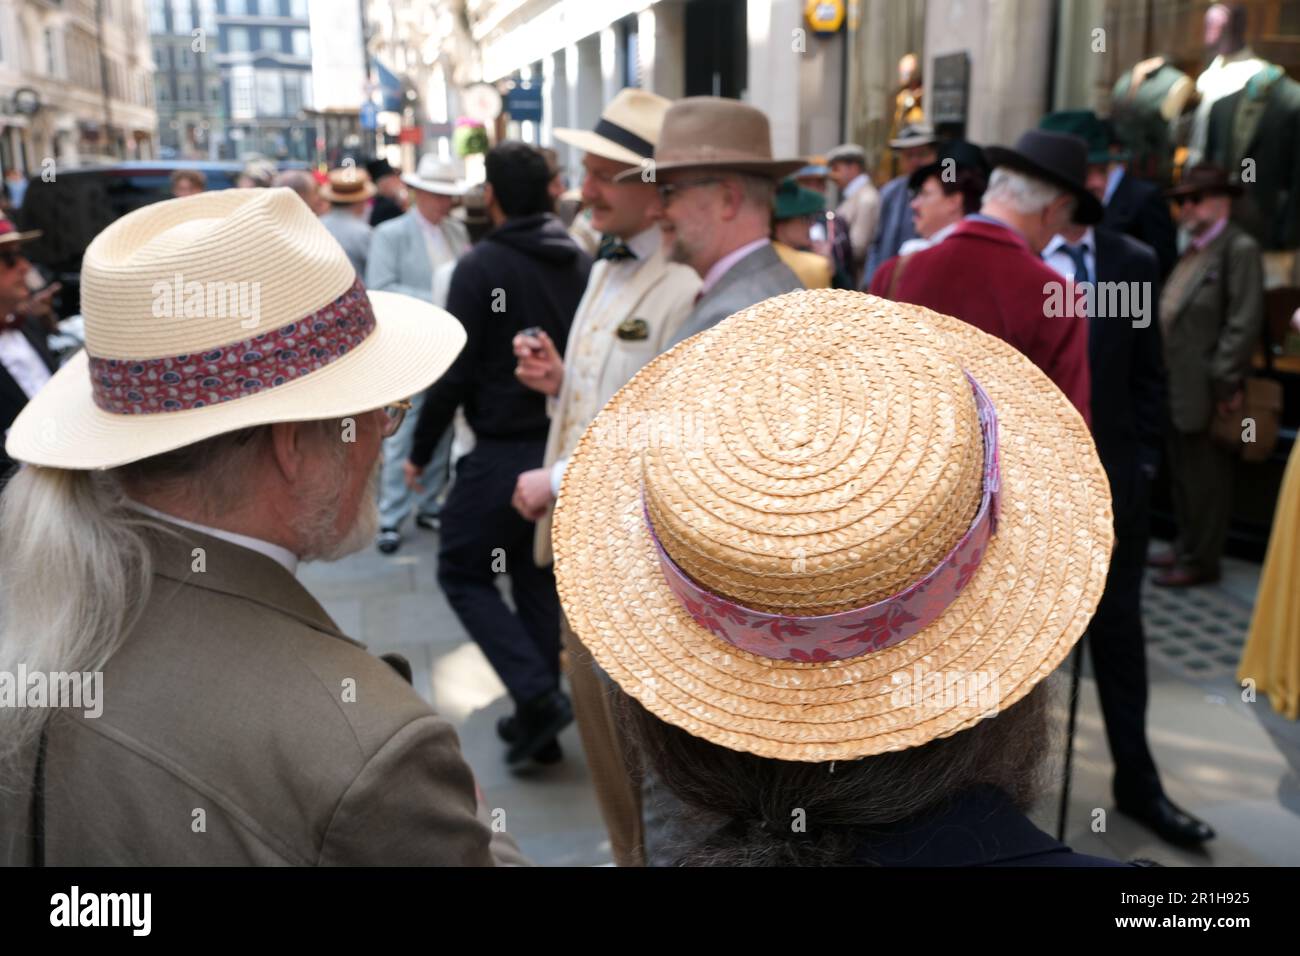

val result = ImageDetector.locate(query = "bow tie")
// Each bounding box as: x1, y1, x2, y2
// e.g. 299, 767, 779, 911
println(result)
597, 236, 637, 261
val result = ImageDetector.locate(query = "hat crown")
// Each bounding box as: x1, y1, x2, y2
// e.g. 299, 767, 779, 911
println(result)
601, 87, 674, 146
80, 187, 355, 359
414, 155, 458, 182
656, 96, 778, 166
639, 292, 985, 616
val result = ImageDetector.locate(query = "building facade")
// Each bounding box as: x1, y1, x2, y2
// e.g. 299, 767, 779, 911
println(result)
213, 0, 313, 160
150, 0, 222, 158
0, 0, 157, 178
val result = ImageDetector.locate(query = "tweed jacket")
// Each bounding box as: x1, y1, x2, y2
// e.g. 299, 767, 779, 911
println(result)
0, 523, 527, 866
536, 238, 699, 566
1159, 221, 1264, 435
366, 210, 471, 303
666, 242, 803, 348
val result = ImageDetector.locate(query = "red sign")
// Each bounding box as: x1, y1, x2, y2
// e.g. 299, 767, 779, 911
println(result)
399, 126, 421, 144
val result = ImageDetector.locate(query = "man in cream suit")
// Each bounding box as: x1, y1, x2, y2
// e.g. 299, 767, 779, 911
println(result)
511, 89, 699, 865
366, 157, 471, 554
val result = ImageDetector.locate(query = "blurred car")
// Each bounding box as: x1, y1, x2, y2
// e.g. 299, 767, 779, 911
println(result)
13, 160, 246, 319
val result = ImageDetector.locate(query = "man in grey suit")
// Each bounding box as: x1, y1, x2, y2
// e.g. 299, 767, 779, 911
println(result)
318, 166, 375, 277
366, 156, 471, 553
615, 98, 804, 353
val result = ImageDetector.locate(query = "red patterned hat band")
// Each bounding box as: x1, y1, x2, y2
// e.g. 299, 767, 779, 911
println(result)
89, 276, 375, 415
644, 372, 1002, 663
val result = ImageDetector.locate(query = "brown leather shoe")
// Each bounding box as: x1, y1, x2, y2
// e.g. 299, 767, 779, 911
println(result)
1152, 566, 1221, 588
1146, 549, 1178, 569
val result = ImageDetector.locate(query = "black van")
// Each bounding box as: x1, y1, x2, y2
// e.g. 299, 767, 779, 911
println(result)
14, 160, 247, 318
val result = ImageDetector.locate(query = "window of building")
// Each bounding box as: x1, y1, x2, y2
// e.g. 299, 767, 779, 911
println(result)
198, 0, 216, 32
149, 0, 168, 33
231, 70, 254, 118
177, 45, 192, 69
256, 70, 283, 116
171, 0, 192, 33
226, 0, 249, 15
284, 71, 301, 113
154, 45, 168, 68
226, 26, 249, 52
179, 78, 195, 103
289, 0, 308, 20
262, 29, 283, 53
291, 29, 309, 58
44, 28, 63, 78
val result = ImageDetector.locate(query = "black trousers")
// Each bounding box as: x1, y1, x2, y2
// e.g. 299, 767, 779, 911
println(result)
437, 437, 561, 707
1088, 461, 1162, 805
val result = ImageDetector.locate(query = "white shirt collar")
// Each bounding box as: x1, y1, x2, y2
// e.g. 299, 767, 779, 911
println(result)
1043, 226, 1095, 259
624, 224, 662, 260
125, 499, 299, 576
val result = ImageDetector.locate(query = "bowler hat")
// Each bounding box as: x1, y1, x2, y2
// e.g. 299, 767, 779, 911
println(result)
984, 129, 1103, 224
908, 139, 989, 192
366, 158, 398, 182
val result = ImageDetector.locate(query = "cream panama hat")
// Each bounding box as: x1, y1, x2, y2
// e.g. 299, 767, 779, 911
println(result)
553, 88, 672, 167
401, 155, 469, 196
5, 187, 466, 470
553, 289, 1114, 762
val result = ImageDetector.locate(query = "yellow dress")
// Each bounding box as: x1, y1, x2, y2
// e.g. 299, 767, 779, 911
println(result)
1238, 440, 1300, 718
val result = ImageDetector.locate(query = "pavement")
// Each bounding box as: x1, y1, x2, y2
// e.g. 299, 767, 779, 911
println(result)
300, 528, 1300, 867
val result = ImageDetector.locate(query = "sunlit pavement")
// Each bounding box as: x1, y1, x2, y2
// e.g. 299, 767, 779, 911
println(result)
302, 530, 1299, 867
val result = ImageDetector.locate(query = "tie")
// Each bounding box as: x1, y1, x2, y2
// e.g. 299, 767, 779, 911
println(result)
597, 235, 637, 262
1062, 242, 1091, 287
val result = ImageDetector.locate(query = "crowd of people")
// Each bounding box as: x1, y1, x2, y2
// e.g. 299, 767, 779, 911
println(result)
0, 69, 1297, 867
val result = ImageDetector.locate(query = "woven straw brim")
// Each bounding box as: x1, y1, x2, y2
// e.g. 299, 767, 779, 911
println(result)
5, 290, 465, 470
552, 289, 1113, 762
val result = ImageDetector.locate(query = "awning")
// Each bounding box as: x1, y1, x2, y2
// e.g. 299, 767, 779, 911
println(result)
372, 59, 404, 112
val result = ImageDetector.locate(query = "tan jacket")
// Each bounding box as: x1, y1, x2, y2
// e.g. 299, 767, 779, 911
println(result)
1159, 222, 1264, 434
837, 178, 881, 277
534, 241, 699, 566
0, 524, 528, 866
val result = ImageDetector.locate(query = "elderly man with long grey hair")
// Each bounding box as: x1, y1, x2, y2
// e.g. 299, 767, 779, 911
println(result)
0, 187, 526, 866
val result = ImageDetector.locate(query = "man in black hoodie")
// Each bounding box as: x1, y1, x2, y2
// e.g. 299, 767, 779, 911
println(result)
407, 141, 592, 770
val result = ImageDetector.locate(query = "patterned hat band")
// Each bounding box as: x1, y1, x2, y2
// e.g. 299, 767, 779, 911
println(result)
644, 372, 1002, 663
89, 277, 375, 415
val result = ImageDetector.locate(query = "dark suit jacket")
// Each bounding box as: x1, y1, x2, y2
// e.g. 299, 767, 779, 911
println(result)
1205, 74, 1300, 249
1103, 171, 1178, 280
1090, 227, 1167, 514
0, 320, 58, 481
870, 218, 1091, 423
851, 785, 1131, 866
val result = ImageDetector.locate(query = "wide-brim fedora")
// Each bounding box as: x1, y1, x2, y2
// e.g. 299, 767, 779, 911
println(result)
554, 88, 673, 167
984, 129, 1103, 224
6, 188, 466, 470
1165, 162, 1244, 199
401, 155, 469, 196
552, 289, 1114, 762
614, 97, 804, 183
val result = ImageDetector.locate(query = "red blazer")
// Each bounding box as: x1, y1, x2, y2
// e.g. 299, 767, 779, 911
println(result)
869, 218, 1091, 424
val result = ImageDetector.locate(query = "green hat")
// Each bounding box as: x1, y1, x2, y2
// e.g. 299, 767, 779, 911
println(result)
1038, 110, 1119, 165
774, 177, 826, 220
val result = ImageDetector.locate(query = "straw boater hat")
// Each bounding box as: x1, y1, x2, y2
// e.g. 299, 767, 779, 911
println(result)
318, 166, 376, 204
614, 97, 804, 182
5, 188, 466, 470
552, 289, 1114, 762
401, 154, 469, 196
554, 88, 672, 167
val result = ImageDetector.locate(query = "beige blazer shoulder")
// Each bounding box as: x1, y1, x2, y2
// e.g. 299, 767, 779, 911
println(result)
533, 246, 700, 566
1, 525, 527, 866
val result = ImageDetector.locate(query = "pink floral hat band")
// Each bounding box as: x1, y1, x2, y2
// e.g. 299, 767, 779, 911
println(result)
644, 372, 1002, 663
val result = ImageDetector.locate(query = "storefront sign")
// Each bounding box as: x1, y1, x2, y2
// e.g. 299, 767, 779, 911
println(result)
931, 52, 970, 127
